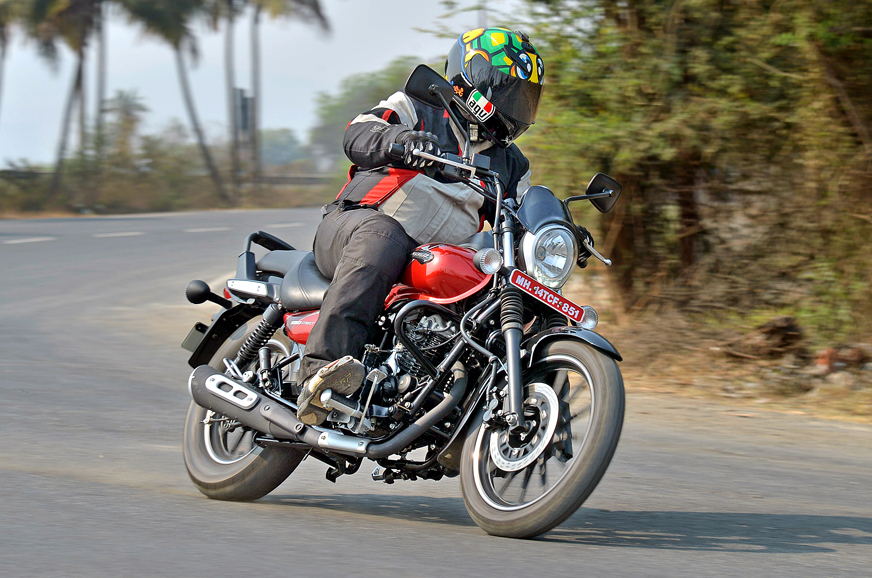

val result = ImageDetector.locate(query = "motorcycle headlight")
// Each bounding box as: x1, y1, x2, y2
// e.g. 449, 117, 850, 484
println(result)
519, 224, 579, 289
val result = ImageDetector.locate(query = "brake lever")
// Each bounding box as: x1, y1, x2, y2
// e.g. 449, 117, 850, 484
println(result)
582, 239, 612, 267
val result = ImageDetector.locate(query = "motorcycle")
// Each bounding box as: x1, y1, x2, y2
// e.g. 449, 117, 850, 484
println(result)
180, 64, 624, 538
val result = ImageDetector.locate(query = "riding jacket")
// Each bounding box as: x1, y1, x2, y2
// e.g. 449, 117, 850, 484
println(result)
330, 91, 533, 245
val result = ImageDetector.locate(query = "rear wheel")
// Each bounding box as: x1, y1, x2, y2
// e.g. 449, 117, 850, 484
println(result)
183, 316, 304, 501
460, 340, 624, 537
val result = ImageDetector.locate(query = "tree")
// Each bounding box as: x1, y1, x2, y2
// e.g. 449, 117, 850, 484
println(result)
120, 0, 231, 203
0, 0, 22, 131
103, 89, 148, 158
522, 0, 872, 323
249, 0, 328, 179
25, 0, 102, 197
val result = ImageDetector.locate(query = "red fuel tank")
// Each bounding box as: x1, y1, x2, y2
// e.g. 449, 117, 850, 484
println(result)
386, 243, 491, 307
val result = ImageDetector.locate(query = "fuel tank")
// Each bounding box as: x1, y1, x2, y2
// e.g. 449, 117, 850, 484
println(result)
284, 244, 490, 345
386, 243, 491, 307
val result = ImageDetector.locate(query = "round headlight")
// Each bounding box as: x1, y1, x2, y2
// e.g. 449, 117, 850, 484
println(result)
520, 225, 579, 289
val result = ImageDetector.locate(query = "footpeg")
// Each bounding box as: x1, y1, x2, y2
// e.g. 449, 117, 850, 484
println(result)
371, 467, 395, 484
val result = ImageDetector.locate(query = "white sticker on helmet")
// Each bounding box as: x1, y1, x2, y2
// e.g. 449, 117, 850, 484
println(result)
466, 90, 496, 122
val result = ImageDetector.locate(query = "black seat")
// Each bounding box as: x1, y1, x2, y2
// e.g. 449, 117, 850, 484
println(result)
257, 250, 331, 311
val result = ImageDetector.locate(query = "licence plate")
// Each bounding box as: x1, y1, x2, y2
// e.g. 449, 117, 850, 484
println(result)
181, 322, 208, 352
508, 270, 585, 323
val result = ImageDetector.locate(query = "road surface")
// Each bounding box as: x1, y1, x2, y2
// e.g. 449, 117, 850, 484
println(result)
1, 209, 870, 577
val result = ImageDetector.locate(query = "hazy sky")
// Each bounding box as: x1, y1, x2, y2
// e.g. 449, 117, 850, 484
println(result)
0, 1, 509, 163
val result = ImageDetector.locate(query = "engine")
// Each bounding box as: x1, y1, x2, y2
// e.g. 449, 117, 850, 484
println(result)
396, 313, 458, 379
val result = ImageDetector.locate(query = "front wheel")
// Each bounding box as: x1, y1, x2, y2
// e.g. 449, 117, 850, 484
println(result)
460, 340, 624, 538
183, 316, 304, 501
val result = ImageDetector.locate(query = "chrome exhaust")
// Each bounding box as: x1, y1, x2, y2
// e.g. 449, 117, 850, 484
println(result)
187, 365, 370, 454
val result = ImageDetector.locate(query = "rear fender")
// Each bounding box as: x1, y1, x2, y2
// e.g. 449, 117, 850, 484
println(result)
524, 326, 622, 365
187, 305, 260, 368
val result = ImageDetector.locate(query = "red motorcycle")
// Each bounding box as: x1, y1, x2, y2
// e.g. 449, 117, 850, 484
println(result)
181, 65, 624, 538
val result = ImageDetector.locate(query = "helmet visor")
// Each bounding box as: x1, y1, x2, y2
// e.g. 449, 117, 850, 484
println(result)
465, 54, 542, 126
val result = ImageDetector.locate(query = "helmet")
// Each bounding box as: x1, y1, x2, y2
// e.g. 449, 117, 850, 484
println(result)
445, 28, 544, 148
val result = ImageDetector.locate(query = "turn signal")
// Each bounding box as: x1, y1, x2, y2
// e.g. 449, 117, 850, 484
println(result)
474, 248, 503, 275
580, 306, 598, 330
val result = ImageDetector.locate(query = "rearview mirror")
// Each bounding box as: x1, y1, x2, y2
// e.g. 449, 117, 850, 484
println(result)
404, 64, 455, 109
586, 173, 622, 213
564, 173, 623, 214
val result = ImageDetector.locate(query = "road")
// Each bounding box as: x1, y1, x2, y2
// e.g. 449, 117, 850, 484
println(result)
1, 209, 870, 577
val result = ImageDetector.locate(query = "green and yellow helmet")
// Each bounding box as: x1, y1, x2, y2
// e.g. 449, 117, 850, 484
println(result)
445, 28, 545, 147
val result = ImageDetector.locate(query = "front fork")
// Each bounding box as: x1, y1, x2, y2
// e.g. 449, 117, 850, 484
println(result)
500, 223, 527, 432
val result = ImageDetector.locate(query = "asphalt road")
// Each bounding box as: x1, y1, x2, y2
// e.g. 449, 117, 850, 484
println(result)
1, 209, 870, 577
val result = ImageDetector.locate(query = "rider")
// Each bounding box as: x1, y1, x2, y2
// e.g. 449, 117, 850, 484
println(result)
296, 28, 545, 424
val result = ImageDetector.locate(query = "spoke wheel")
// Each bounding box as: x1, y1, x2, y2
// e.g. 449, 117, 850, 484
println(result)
460, 340, 624, 538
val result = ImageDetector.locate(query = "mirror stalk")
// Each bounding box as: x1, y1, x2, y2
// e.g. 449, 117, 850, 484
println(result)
432, 87, 471, 160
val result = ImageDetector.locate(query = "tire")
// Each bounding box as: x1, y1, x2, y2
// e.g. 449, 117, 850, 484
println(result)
460, 340, 624, 538
183, 315, 304, 501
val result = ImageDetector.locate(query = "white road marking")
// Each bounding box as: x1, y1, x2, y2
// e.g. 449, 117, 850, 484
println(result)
3, 237, 56, 245
93, 232, 145, 238
265, 222, 304, 228
185, 227, 231, 233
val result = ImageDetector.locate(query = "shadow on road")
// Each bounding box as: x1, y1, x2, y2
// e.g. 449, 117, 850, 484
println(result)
265, 493, 476, 527
545, 509, 872, 553
265, 494, 872, 552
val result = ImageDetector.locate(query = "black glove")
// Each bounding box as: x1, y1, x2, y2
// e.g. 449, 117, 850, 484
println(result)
576, 225, 594, 267
398, 130, 441, 169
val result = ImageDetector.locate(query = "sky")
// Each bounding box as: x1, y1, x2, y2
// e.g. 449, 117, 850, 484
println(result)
0, 0, 511, 164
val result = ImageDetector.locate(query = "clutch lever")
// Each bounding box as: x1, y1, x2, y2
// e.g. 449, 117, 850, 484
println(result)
582, 238, 612, 267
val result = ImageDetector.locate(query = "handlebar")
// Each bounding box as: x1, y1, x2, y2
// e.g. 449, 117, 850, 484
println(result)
387, 142, 494, 178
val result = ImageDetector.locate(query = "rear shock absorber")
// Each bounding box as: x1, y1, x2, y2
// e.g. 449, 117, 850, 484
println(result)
233, 303, 285, 367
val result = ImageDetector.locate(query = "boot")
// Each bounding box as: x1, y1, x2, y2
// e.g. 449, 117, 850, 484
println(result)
296, 356, 365, 425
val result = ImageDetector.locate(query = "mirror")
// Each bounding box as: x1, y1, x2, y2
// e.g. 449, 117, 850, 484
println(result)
586, 173, 622, 214
404, 64, 455, 109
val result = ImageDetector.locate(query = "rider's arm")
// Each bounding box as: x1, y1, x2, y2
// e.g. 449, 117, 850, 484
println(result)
344, 92, 420, 169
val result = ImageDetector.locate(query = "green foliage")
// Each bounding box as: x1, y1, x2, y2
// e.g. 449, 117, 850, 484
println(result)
523, 0, 872, 341
259, 128, 306, 167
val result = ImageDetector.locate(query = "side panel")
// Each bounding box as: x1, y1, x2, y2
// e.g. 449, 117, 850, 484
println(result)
284, 310, 319, 345
524, 326, 623, 363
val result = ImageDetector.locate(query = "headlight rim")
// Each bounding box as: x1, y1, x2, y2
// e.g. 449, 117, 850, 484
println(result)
519, 223, 579, 289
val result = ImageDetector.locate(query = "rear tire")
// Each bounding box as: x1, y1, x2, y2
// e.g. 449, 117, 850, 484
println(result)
183, 316, 304, 501
459, 340, 624, 537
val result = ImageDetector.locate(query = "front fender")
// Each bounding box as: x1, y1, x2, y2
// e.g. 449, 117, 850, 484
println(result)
523, 326, 622, 364
186, 304, 260, 368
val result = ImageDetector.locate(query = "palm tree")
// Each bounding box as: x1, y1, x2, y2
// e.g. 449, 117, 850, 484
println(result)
120, 0, 231, 203
249, 0, 328, 179
103, 88, 148, 158
93, 0, 107, 162
25, 0, 101, 197
0, 0, 19, 131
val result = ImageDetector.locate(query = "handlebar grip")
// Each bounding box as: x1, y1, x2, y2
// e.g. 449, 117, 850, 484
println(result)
387, 143, 405, 160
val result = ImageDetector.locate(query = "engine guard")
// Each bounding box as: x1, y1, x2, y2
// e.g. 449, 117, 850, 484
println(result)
523, 326, 622, 364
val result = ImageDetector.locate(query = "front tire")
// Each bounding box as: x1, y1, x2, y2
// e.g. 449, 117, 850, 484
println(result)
183, 316, 304, 501
460, 340, 624, 537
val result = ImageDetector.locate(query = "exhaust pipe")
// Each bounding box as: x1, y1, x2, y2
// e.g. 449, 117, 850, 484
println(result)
188, 365, 370, 454
188, 365, 301, 440
188, 362, 468, 458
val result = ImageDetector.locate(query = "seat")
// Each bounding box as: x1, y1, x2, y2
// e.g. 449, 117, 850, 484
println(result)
257, 250, 331, 311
